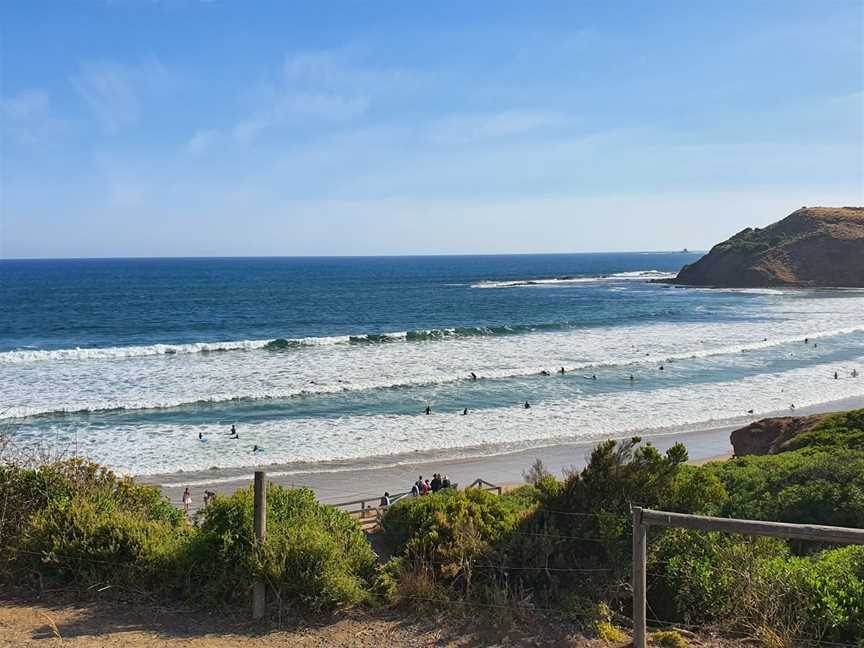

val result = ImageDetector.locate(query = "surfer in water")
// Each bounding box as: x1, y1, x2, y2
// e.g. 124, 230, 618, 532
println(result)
230, 424, 236, 436
834, 372, 839, 379
559, 367, 565, 374
853, 369, 859, 378
629, 375, 634, 382
659, 365, 664, 371
425, 405, 431, 415
524, 401, 531, 409
592, 374, 597, 380
462, 407, 468, 415
253, 444, 259, 452
540, 370, 551, 376
470, 372, 477, 381
198, 432, 203, 440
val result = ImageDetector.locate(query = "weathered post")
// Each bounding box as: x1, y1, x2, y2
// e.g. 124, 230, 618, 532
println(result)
252, 470, 267, 620
632, 506, 647, 648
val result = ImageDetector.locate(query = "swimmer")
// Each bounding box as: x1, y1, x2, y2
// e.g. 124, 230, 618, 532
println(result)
592, 374, 597, 380
804, 338, 809, 344
462, 407, 468, 416
629, 375, 634, 382
659, 365, 664, 371
524, 401, 531, 409
425, 405, 431, 415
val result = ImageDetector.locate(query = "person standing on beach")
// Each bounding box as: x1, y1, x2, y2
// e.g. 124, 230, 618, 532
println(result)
182, 487, 192, 514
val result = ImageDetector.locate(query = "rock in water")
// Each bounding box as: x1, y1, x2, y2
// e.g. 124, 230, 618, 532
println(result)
672, 206, 864, 287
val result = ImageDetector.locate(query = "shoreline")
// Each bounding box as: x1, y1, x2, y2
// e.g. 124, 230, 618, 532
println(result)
146, 395, 864, 511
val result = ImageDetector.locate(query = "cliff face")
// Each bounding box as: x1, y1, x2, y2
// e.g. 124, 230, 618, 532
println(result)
729, 413, 829, 456
673, 207, 864, 287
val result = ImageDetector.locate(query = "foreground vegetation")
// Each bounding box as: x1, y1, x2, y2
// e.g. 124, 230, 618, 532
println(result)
1, 409, 862, 646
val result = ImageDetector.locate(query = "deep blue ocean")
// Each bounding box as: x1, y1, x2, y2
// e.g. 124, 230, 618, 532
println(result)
2, 254, 863, 478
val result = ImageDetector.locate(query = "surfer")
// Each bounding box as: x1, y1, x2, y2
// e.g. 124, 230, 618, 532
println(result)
470, 372, 477, 381
462, 407, 468, 415
198, 432, 203, 440
804, 338, 809, 344
629, 374, 634, 382
230, 424, 236, 436
425, 405, 431, 415
853, 369, 859, 378
524, 401, 531, 409
253, 444, 259, 452
834, 371, 839, 379
659, 365, 664, 371
540, 370, 551, 376
592, 374, 597, 380
559, 367, 565, 374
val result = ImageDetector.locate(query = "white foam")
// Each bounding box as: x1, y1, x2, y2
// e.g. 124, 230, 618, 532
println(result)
471, 270, 676, 288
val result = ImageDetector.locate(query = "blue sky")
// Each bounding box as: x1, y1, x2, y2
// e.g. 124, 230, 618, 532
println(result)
1, 1, 862, 258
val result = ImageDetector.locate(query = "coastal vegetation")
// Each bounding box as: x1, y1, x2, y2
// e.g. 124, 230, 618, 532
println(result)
1, 409, 863, 645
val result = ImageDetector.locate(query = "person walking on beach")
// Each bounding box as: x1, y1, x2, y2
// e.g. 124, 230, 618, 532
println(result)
182, 487, 192, 514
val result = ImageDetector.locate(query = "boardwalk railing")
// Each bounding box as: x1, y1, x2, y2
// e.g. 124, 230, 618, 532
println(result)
631, 507, 864, 648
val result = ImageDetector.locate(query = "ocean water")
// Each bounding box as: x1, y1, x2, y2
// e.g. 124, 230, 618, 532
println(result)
2, 254, 863, 478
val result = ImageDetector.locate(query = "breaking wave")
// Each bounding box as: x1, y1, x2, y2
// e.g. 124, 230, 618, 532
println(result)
471, 270, 676, 289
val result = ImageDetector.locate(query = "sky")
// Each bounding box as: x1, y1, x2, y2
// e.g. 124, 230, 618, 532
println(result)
1, 1, 862, 258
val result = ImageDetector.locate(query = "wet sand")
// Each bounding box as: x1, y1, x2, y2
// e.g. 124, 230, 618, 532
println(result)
145, 395, 864, 512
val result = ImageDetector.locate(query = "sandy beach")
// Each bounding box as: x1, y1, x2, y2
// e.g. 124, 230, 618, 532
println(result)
145, 395, 864, 512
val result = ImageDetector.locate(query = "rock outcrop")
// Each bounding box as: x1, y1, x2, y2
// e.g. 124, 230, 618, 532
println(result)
730, 413, 830, 456
672, 207, 864, 287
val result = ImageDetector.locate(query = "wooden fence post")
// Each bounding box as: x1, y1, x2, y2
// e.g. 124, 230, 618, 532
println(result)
632, 506, 647, 648
252, 470, 267, 620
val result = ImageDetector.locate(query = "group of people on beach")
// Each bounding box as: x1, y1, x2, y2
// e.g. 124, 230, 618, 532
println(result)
412, 473, 452, 497
180, 487, 217, 514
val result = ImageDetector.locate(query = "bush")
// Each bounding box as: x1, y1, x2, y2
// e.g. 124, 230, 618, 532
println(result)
651, 531, 864, 644
181, 484, 375, 610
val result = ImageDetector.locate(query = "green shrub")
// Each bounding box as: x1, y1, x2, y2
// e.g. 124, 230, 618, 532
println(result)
181, 484, 375, 610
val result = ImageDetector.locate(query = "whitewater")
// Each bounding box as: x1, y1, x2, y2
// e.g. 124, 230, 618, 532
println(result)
2, 255, 863, 477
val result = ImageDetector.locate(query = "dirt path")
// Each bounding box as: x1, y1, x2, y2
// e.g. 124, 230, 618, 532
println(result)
0, 595, 745, 647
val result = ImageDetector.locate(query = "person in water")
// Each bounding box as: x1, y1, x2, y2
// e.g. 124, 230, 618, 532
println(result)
540, 370, 551, 376
230, 424, 236, 436
629, 375, 634, 381
659, 365, 664, 371
853, 369, 859, 378
425, 405, 431, 415
253, 444, 259, 452
198, 432, 203, 440
591, 374, 597, 380
835, 371, 839, 379
462, 407, 468, 415
470, 372, 477, 380
559, 367, 565, 374
524, 401, 531, 409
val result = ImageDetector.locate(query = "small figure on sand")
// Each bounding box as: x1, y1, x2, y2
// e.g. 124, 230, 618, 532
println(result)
524, 401, 531, 409
425, 405, 431, 415
182, 487, 192, 514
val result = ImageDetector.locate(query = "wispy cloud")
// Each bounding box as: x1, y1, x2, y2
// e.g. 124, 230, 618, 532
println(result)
71, 58, 176, 132
0, 89, 67, 144
232, 93, 368, 143
425, 109, 575, 144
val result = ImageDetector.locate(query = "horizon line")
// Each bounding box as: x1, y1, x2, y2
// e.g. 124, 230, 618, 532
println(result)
0, 249, 705, 262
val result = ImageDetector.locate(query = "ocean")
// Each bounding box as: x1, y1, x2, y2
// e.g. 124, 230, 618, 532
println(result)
2, 254, 863, 479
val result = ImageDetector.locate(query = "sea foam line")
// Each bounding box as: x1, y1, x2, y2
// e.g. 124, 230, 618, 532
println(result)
471, 270, 676, 289
5, 325, 862, 420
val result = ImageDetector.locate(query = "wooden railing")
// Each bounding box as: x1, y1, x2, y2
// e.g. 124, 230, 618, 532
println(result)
630, 507, 864, 648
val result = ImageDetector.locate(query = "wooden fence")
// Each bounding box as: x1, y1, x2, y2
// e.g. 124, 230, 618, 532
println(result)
631, 507, 864, 648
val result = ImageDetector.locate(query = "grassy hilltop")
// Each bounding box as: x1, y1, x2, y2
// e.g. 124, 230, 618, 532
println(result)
672, 207, 864, 287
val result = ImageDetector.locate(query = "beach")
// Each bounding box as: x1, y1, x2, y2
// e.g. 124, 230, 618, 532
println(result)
148, 395, 864, 511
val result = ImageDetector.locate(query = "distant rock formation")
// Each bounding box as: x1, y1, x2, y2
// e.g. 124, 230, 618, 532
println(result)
671, 207, 864, 287
730, 413, 830, 456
